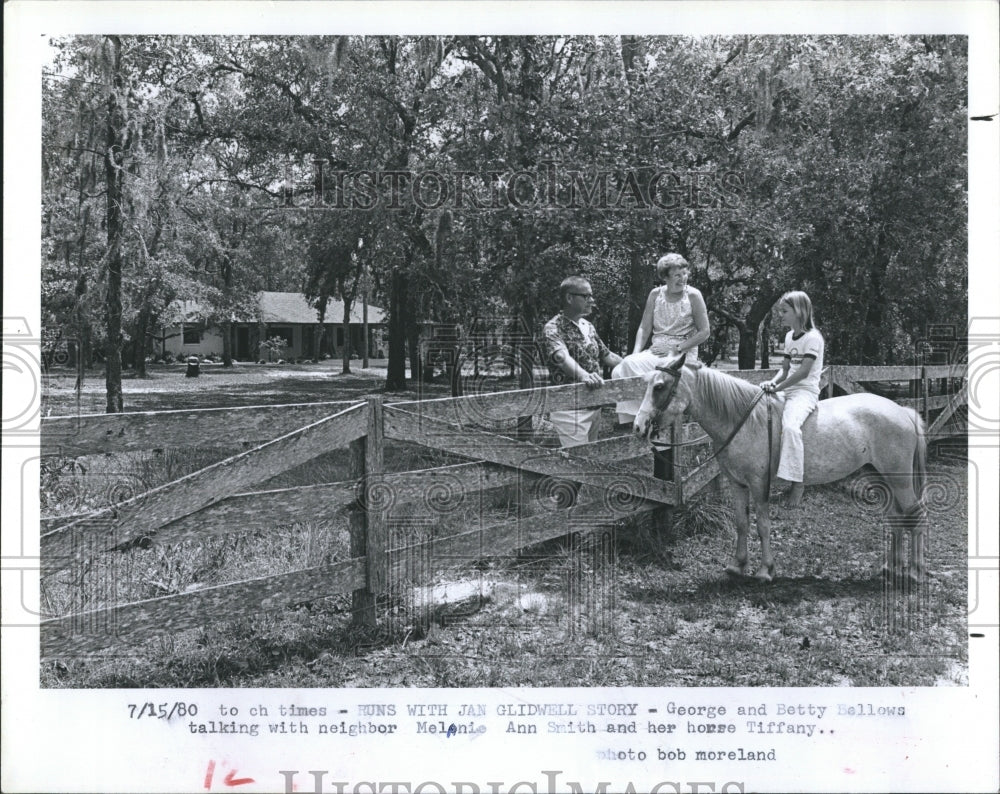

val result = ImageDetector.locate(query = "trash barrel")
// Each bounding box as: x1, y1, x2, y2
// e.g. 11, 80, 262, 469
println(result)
186, 356, 200, 378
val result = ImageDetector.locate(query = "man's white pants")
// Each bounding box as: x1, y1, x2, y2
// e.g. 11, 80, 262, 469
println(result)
777, 388, 819, 482
549, 408, 602, 448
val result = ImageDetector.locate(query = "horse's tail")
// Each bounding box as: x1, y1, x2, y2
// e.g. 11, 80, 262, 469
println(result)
912, 410, 927, 502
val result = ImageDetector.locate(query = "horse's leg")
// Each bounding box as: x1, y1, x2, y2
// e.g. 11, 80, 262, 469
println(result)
752, 489, 775, 582
882, 510, 906, 583
784, 482, 804, 508
725, 482, 751, 577
899, 500, 928, 586
878, 466, 927, 585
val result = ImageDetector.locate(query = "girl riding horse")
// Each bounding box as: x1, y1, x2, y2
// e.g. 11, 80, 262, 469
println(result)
633, 353, 927, 584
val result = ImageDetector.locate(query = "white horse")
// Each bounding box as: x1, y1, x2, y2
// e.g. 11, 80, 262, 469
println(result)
634, 354, 927, 584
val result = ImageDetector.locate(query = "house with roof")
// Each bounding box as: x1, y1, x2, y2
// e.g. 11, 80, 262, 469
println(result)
162, 291, 386, 361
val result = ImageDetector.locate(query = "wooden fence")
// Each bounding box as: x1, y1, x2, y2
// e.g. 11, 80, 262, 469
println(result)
39, 363, 966, 657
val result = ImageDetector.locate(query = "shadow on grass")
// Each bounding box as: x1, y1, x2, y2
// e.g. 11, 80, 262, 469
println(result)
623, 571, 887, 606
41, 603, 418, 689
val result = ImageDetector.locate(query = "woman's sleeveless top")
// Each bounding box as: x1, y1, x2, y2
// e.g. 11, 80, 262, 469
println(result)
651, 286, 697, 351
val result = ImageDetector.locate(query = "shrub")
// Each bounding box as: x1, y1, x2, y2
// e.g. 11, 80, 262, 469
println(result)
672, 492, 734, 538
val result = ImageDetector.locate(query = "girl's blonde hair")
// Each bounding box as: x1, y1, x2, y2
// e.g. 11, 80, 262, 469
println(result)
780, 291, 815, 331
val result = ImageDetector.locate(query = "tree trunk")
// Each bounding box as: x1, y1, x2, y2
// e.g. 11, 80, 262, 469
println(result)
626, 249, 649, 353
76, 315, 89, 393
743, 292, 780, 369
221, 258, 234, 367
221, 320, 233, 367
313, 324, 324, 364
450, 339, 463, 397
404, 269, 422, 385
862, 230, 890, 364
74, 213, 89, 391
103, 35, 125, 414
736, 327, 757, 371
444, 324, 462, 397
251, 325, 261, 361
717, 289, 779, 369
421, 341, 435, 383
621, 38, 653, 353
341, 294, 353, 375
407, 326, 422, 385
508, 323, 516, 379
133, 302, 150, 376
515, 306, 536, 440
759, 310, 772, 369
385, 266, 408, 391
362, 289, 369, 368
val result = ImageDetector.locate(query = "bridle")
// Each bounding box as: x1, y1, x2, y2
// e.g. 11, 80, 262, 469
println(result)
648, 363, 683, 415
645, 362, 775, 497
643, 362, 690, 448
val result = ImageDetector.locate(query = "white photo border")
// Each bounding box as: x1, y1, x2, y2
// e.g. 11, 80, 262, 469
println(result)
3, 2, 998, 792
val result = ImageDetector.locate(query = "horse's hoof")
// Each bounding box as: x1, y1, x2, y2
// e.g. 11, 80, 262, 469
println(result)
725, 564, 747, 579
771, 492, 802, 509
754, 564, 775, 583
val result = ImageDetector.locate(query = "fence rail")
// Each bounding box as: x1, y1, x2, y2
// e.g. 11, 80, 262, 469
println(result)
39, 363, 966, 656
42, 400, 362, 455
41, 403, 367, 574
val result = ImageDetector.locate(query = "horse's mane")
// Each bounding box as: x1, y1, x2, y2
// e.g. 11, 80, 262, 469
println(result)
694, 366, 770, 431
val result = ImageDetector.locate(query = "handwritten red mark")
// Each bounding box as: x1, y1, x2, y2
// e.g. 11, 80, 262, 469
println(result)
224, 770, 256, 787
205, 761, 254, 789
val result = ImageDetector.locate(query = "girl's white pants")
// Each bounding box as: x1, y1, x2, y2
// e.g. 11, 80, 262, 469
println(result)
777, 388, 819, 482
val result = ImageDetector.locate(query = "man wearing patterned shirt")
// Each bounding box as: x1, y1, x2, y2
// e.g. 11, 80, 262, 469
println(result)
542, 276, 623, 447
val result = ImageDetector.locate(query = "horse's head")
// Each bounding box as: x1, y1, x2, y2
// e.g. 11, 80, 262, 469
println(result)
633, 353, 700, 438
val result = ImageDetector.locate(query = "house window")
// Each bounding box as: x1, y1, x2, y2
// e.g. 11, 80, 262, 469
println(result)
270, 326, 294, 348
183, 324, 202, 345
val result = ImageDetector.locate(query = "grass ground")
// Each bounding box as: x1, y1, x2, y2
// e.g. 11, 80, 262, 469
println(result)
41, 360, 416, 415
40, 363, 968, 688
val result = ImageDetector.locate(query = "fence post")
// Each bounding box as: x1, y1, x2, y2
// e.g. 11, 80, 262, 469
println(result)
921, 365, 929, 425
672, 417, 683, 501
365, 396, 387, 592
652, 419, 679, 536
349, 396, 386, 627
826, 365, 835, 399
349, 421, 373, 626
908, 369, 920, 401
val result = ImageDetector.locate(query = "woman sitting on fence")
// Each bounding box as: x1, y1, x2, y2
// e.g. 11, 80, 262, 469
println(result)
612, 253, 711, 424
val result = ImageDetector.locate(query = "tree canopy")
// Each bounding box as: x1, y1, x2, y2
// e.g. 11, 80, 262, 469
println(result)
42, 35, 967, 407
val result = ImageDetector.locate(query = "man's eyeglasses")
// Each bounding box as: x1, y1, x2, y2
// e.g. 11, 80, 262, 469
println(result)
569, 292, 595, 300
